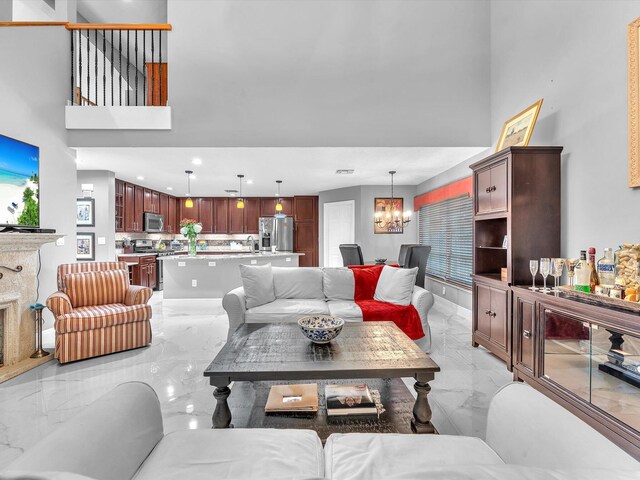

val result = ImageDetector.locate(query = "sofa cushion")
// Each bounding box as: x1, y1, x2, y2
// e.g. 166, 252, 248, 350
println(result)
133, 428, 324, 480
245, 299, 330, 323
55, 303, 152, 334
323, 268, 355, 301
273, 267, 324, 299
324, 433, 504, 480
239, 263, 276, 309
63, 269, 130, 308
373, 266, 417, 306
327, 301, 362, 322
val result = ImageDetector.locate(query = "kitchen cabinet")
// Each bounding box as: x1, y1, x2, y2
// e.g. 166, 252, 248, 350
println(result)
472, 275, 510, 365
198, 198, 214, 233
159, 194, 169, 232
117, 255, 156, 289
260, 197, 293, 217
244, 198, 260, 234
180, 198, 199, 224
228, 199, 244, 234
134, 185, 144, 232
293, 196, 319, 267
167, 196, 177, 234
115, 179, 125, 232
213, 198, 229, 233
123, 182, 135, 232
143, 189, 160, 213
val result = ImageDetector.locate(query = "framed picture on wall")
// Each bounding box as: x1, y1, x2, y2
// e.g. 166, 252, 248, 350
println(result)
76, 232, 95, 261
495, 99, 543, 152
374, 197, 404, 234
76, 197, 95, 227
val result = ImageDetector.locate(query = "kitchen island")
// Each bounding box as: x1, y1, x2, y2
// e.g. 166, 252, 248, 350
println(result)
160, 252, 304, 299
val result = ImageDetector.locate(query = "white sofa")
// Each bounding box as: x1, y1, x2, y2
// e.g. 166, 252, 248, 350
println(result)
3, 382, 638, 480
223, 266, 435, 351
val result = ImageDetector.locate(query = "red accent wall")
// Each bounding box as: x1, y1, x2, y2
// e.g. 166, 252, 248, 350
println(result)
414, 176, 473, 211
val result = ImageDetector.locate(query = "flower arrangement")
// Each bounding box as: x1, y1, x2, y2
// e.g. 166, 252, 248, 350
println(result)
180, 218, 203, 256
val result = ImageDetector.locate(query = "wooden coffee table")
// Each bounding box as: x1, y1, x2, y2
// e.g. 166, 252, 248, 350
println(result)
204, 321, 441, 435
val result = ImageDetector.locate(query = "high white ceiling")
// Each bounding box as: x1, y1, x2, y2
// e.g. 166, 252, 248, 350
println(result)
76, 147, 486, 196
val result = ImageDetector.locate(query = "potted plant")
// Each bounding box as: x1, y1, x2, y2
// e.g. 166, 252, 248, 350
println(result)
180, 218, 203, 257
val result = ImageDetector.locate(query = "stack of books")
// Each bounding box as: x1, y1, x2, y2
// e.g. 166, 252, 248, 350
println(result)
325, 383, 378, 417
265, 384, 319, 413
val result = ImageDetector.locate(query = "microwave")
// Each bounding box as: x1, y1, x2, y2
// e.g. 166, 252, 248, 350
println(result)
144, 213, 164, 233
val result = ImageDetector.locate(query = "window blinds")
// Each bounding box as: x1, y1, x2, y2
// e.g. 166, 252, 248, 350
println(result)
418, 194, 473, 287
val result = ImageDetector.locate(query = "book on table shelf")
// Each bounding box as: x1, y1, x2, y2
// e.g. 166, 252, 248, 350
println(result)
325, 383, 378, 416
265, 384, 318, 413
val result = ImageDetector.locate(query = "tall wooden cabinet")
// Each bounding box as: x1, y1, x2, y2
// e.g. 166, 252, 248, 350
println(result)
293, 196, 319, 267
471, 147, 562, 368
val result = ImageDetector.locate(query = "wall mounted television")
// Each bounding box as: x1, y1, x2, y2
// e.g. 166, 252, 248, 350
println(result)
0, 134, 39, 228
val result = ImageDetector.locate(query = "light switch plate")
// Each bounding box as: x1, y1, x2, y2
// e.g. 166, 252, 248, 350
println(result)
208, 261, 216, 267
286, 257, 291, 262
178, 261, 186, 267
250, 259, 257, 265
192, 279, 197, 287
97, 237, 106, 245
56, 237, 65, 246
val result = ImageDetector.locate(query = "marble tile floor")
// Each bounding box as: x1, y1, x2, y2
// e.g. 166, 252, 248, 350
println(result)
0, 294, 512, 469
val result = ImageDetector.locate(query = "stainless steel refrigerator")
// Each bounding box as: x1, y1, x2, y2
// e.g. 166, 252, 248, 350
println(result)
259, 216, 294, 252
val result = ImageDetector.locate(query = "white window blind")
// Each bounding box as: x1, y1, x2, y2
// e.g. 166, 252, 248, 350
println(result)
419, 195, 473, 287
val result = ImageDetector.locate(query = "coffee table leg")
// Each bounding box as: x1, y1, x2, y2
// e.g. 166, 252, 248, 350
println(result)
212, 385, 232, 429
411, 380, 435, 434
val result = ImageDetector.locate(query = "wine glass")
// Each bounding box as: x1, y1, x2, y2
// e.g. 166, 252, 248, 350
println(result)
565, 258, 579, 287
540, 258, 551, 293
551, 258, 565, 293
529, 260, 538, 291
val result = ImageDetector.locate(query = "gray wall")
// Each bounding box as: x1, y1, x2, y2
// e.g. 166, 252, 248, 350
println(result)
491, 0, 640, 257
0, 26, 76, 328
319, 184, 417, 266
76, 170, 116, 262
68, 0, 491, 148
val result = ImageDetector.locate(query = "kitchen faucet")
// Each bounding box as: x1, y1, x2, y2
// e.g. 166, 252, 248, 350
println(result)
246, 235, 256, 253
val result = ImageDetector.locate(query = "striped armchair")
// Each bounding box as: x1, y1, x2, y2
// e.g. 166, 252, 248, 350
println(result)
46, 262, 153, 364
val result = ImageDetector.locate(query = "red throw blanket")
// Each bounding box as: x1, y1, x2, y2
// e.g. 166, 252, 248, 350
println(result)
348, 265, 425, 340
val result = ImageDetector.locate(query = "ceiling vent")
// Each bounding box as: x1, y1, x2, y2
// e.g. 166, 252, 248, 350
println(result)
335, 169, 355, 175
224, 189, 238, 196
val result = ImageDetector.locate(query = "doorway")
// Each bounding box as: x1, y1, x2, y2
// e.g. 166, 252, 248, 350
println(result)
323, 200, 355, 267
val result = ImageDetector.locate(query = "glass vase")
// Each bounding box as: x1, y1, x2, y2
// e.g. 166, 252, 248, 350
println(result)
188, 237, 197, 257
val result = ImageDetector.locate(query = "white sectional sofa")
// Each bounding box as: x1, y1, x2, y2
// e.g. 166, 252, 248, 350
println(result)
223, 266, 435, 351
3, 382, 638, 480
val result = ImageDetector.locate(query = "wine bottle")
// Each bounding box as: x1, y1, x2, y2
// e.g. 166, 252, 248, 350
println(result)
575, 250, 591, 293
588, 247, 599, 293
597, 248, 615, 287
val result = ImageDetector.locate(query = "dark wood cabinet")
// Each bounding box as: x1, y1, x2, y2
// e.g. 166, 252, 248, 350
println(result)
134, 185, 144, 232
228, 200, 245, 234
159, 194, 169, 232
115, 179, 125, 232
118, 255, 156, 289
123, 182, 136, 232
143, 188, 152, 213
513, 292, 536, 376
293, 196, 319, 267
198, 198, 214, 233
244, 198, 260, 234
214, 198, 229, 233
168, 196, 178, 234
260, 197, 293, 217
471, 147, 562, 367
180, 198, 199, 223
143, 189, 160, 213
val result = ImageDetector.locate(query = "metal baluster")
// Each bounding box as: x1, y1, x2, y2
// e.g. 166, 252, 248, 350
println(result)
159, 29, 162, 106
143, 30, 146, 106
119, 30, 122, 106
111, 30, 114, 106
79, 30, 82, 105
135, 30, 138, 106
94, 29, 98, 105
70, 30, 74, 105
151, 29, 154, 105
86, 30, 90, 104
103, 30, 106, 106
127, 30, 130, 106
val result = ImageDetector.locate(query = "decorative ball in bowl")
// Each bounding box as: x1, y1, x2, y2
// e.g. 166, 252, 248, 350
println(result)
298, 315, 345, 344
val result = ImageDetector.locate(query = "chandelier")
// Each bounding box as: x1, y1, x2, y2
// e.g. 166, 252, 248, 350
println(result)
374, 170, 411, 228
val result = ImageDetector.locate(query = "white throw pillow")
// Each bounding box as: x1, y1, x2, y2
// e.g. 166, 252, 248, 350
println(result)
323, 268, 355, 301
272, 267, 324, 299
239, 263, 276, 309
373, 265, 417, 306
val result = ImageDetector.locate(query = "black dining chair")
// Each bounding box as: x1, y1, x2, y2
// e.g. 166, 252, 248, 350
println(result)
398, 243, 419, 267
339, 244, 364, 266
404, 245, 432, 288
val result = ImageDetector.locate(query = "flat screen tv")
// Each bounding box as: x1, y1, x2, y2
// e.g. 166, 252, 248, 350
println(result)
0, 134, 39, 227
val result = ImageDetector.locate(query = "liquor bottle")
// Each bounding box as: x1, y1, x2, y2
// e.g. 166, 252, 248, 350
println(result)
597, 248, 615, 287
588, 247, 600, 293
575, 250, 591, 293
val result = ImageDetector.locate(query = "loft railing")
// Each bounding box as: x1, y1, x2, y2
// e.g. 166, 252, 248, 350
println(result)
67, 23, 171, 107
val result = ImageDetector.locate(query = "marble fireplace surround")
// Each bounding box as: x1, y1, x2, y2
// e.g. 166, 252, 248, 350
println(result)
0, 233, 62, 383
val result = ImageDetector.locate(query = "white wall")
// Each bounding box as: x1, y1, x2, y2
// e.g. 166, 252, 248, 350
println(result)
0, 25, 76, 328
76, 170, 116, 262
319, 184, 417, 266
491, 0, 640, 258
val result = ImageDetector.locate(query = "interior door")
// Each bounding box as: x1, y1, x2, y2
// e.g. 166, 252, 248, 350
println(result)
323, 200, 355, 267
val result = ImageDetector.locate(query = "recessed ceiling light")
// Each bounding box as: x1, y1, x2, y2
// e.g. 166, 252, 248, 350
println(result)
136, 176, 144, 180
246, 180, 254, 184
192, 158, 202, 165
166, 187, 173, 191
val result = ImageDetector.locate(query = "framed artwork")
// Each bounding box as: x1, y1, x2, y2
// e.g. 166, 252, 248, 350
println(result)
76, 198, 95, 227
628, 17, 640, 187
374, 197, 404, 234
495, 99, 543, 152
76, 232, 95, 261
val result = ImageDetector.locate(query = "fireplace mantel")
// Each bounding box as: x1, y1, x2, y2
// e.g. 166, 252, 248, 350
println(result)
0, 233, 63, 252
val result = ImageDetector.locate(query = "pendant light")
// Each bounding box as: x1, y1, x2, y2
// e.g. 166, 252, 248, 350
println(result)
236, 174, 245, 209
184, 170, 194, 208
275, 180, 284, 215
374, 170, 411, 229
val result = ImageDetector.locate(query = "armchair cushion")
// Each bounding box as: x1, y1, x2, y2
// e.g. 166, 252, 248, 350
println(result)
55, 304, 152, 334
63, 269, 130, 308
125, 285, 153, 306
46, 291, 72, 317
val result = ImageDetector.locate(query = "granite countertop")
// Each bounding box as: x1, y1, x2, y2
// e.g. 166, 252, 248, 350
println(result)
159, 252, 304, 261
117, 253, 158, 257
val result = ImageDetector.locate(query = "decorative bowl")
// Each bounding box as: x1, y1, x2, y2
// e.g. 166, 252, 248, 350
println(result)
298, 315, 345, 344
374, 258, 387, 265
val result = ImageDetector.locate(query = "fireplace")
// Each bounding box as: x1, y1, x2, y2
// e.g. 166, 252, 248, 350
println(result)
0, 294, 20, 371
